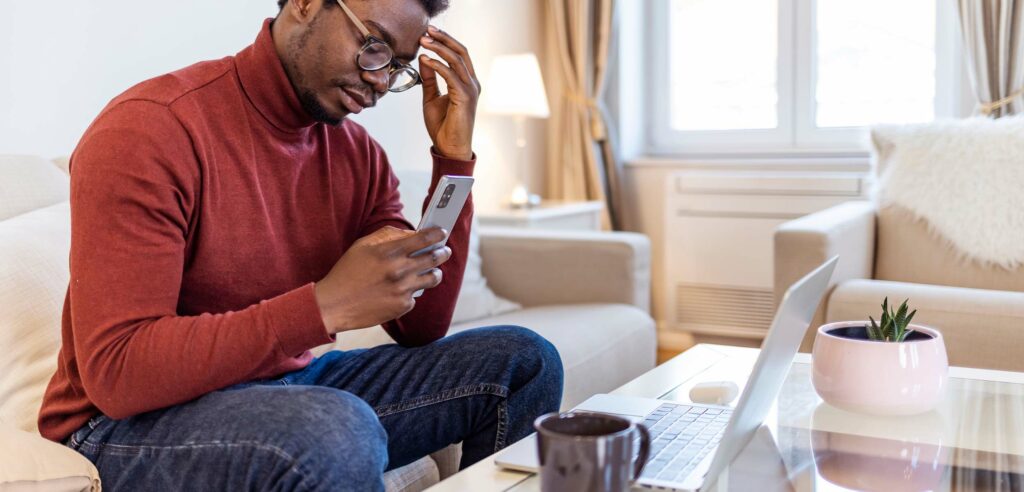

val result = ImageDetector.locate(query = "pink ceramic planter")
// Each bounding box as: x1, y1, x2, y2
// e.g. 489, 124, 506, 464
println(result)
812, 321, 948, 416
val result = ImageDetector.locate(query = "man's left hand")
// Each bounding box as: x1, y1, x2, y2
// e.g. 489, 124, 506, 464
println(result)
418, 25, 480, 161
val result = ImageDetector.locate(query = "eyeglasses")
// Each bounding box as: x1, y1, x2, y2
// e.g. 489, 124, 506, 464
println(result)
336, 0, 421, 93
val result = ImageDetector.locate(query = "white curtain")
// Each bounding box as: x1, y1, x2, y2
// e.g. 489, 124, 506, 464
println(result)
958, 0, 1024, 117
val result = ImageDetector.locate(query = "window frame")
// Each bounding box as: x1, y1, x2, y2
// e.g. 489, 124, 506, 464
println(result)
645, 0, 964, 156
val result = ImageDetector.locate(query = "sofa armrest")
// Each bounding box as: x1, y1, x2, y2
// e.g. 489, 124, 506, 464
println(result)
478, 227, 651, 311
774, 201, 877, 350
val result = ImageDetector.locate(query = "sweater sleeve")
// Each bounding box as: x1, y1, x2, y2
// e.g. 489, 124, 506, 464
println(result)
361, 147, 475, 347
69, 100, 332, 419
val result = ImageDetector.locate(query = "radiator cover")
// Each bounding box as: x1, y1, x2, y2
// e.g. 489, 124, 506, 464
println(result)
664, 169, 867, 339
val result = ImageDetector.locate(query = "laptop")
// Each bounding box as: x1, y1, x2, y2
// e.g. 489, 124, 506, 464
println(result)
495, 256, 838, 491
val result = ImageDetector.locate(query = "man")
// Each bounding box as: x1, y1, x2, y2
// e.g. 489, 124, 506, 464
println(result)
38, 0, 564, 489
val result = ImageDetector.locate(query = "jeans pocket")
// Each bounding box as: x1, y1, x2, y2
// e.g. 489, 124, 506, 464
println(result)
67, 415, 106, 452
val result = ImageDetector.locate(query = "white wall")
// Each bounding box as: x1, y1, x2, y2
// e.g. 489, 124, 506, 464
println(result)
0, 1, 278, 158
0, 0, 547, 211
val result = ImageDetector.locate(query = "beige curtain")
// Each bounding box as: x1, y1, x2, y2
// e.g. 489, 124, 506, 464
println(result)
958, 0, 1024, 117
544, 0, 621, 230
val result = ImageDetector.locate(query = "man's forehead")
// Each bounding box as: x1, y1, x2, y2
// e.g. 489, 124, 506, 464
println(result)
353, 1, 429, 61
364, 19, 425, 61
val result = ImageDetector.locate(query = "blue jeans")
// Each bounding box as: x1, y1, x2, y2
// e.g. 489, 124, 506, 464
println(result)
65, 325, 563, 491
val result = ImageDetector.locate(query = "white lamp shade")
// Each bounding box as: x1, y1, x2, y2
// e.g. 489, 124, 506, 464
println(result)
482, 53, 550, 118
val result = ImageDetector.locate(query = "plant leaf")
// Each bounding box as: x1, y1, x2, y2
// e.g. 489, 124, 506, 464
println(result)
868, 316, 882, 341
892, 299, 909, 342
898, 309, 918, 342
895, 300, 909, 329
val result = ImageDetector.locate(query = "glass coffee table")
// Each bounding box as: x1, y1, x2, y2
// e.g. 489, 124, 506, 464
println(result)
428, 344, 1024, 491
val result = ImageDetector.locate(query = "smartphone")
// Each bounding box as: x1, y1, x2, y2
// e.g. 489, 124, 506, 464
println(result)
412, 175, 474, 297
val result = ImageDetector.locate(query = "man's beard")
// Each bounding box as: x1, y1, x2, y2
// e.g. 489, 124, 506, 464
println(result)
286, 16, 343, 127
298, 88, 342, 126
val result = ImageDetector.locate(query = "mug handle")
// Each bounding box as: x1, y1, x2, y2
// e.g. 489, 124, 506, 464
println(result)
631, 423, 651, 481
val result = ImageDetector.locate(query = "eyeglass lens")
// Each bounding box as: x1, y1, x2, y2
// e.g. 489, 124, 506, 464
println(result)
358, 41, 392, 71
389, 68, 419, 92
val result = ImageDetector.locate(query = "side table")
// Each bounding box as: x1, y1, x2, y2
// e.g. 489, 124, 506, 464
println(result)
476, 200, 604, 231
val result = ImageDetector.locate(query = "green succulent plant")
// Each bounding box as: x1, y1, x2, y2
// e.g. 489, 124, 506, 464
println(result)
867, 298, 917, 342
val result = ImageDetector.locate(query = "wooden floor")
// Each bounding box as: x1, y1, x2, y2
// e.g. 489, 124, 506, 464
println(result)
657, 348, 687, 365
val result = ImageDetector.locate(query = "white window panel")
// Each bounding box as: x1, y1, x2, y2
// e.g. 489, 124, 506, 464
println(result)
669, 0, 779, 131
814, 0, 936, 128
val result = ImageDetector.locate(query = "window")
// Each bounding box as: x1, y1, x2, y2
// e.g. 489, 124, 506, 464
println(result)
648, 0, 961, 154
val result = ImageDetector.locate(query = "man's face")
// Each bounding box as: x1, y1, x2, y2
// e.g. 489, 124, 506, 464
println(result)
278, 0, 429, 125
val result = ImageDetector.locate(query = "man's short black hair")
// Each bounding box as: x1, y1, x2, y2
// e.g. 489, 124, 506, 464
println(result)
276, 0, 450, 18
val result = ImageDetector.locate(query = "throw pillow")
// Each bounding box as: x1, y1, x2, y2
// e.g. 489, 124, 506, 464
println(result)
0, 202, 70, 433
0, 422, 100, 491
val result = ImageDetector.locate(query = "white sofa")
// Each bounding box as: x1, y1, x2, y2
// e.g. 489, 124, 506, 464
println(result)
0, 154, 656, 491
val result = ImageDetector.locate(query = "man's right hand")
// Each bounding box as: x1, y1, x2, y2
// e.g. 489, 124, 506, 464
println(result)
313, 226, 452, 334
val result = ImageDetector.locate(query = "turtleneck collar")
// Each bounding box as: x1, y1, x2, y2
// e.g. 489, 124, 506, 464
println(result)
235, 18, 317, 133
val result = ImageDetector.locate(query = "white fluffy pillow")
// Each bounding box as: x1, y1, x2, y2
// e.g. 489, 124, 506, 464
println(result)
0, 202, 70, 433
872, 117, 1024, 267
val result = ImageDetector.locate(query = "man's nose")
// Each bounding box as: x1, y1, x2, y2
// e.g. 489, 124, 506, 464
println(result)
362, 69, 390, 96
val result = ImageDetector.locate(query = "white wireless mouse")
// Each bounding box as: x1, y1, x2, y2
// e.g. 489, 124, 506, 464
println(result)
688, 381, 740, 406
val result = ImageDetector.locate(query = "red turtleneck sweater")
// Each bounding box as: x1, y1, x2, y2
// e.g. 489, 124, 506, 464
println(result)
38, 19, 474, 442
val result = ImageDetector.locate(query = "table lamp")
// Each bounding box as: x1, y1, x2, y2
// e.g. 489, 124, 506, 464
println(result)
482, 53, 550, 209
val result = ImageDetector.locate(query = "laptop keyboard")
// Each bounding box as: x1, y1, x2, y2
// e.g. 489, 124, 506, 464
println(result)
638, 402, 732, 482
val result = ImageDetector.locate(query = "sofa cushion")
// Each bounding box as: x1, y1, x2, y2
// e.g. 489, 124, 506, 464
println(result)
0, 202, 70, 433
827, 279, 1024, 371
875, 205, 1024, 292
452, 304, 657, 410
0, 155, 69, 221
0, 423, 100, 491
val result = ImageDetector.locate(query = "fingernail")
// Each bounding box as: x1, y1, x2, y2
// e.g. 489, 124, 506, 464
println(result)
423, 38, 433, 44
428, 25, 439, 33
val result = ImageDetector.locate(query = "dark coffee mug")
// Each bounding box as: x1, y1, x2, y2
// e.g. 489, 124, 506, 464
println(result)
534, 411, 651, 492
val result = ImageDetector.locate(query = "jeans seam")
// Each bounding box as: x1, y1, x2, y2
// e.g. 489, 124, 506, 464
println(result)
495, 399, 509, 452
373, 383, 509, 418
96, 440, 317, 490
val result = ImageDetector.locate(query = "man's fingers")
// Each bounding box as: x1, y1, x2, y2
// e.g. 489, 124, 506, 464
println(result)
420, 36, 473, 88
419, 55, 442, 103
419, 57, 465, 96
409, 245, 452, 272
399, 267, 442, 294
414, 268, 443, 291
390, 226, 447, 256
360, 226, 413, 247
427, 25, 477, 80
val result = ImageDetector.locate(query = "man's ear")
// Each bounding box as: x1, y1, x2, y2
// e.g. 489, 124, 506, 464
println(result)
281, 0, 318, 24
